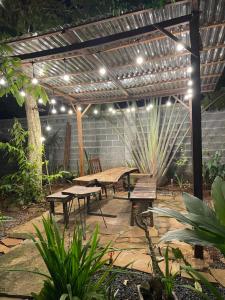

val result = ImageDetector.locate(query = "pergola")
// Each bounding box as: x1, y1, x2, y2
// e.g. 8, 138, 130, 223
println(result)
5, 0, 225, 257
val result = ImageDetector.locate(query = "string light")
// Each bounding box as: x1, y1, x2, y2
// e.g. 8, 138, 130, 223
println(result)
108, 107, 113, 112
0, 78, 6, 85
78, 106, 82, 111
41, 136, 46, 143
93, 109, 98, 115
112, 109, 116, 114
176, 43, 184, 51
131, 107, 136, 112
46, 125, 51, 131
50, 98, 56, 105
38, 98, 43, 104
99, 67, 106, 75
187, 80, 193, 86
68, 109, 73, 115
187, 88, 193, 94
51, 107, 57, 114
20, 90, 26, 97
60, 105, 66, 112
126, 108, 131, 113
136, 56, 144, 65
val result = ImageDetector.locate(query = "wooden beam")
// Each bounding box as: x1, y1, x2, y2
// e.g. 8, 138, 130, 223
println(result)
14, 14, 192, 62
172, 95, 190, 110
81, 104, 91, 117
76, 105, 85, 176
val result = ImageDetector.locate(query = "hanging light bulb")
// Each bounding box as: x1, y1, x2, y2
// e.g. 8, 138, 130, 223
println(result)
166, 100, 172, 107
187, 66, 193, 73
50, 98, 56, 105
46, 125, 51, 131
112, 109, 116, 114
108, 107, 113, 112
146, 103, 153, 111
31, 62, 39, 85
20, 90, 26, 97
0, 78, 6, 85
176, 43, 184, 51
41, 136, 46, 143
131, 107, 136, 112
93, 109, 98, 115
187, 88, 193, 94
38, 98, 43, 104
99, 67, 106, 75
187, 80, 193, 86
136, 56, 144, 65
51, 107, 57, 114
63, 58, 70, 81
60, 105, 66, 112
126, 107, 131, 113
68, 109, 73, 115
78, 106, 82, 111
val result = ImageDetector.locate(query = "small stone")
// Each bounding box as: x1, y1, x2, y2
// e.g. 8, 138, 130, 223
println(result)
210, 268, 225, 287
1, 238, 23, 247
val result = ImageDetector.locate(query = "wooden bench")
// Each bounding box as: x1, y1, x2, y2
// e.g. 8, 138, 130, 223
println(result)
130, 175, 156, 226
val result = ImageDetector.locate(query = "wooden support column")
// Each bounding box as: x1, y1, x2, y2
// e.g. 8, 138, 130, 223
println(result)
76, 107, 84, 176
190, 0, 203, 259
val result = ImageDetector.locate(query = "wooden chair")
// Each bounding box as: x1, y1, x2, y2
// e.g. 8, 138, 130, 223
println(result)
89, 158, 116, 198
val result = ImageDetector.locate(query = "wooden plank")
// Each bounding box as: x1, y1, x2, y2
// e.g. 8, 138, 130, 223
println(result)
46, 192, 71, 199
63, 121, 71, 170
62, 185, 101, 196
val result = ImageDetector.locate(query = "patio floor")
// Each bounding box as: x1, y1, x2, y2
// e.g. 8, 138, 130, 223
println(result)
0, 190, 225, 298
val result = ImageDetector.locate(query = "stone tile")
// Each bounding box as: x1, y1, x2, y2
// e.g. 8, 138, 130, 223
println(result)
181, 271, 217, 283
0, 244, 10, 254
1, 238, 24, 247
159, 261, 180, 275
210, 269, 225, 287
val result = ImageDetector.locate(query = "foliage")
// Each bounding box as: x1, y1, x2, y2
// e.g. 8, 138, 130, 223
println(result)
149, 176, 225, 257
109, 99, 190, 185
203, 151, 225, 186
0, 44, 48, 106
0, 0, 171, 39
0, 119, 42, 204
31, 216, 113, 300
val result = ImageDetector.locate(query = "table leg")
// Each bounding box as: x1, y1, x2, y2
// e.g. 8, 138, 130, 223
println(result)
49, 201, 55, 216
63, 202, 69, 228
130, 201, 137, 226
87, 193, 117, 218
127, 173, 131, 199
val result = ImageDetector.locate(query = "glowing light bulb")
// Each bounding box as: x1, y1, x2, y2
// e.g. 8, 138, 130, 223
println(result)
41, 136, 46, 142
46, 125, 51, 131
146, 104, 153, 111
127, 108, 131, 113
60, 105, 66, 112
187, 66, 193, 73
68, 109, 73, 115
187, 88, 193, 94
51, 107, 57, 114
187, 80, 193, 86
31, 77, 38, 85
184, 94, 189, 100
166, 100, 172, 107
0, 78, 6, 85
78, 106, 82, 111
93, 109, 98, 115
38, 98, 43, 104
99, 67, 106, 75
63, 74, 70, 81
112, 109, 116, 114
51, 98, 56, 105
131, 107, 135, 112
136, 56, 144, 65
20, 90, 26, 97
176, 43, 184, 51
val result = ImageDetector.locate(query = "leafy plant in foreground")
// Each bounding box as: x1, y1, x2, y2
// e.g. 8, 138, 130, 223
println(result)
203, 151, 225, 186
149, 176, 225, 257
31, 217, 113, 300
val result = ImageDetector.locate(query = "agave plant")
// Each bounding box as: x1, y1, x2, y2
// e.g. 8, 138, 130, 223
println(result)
148, 176, 225, 256
31, 217, 113, 300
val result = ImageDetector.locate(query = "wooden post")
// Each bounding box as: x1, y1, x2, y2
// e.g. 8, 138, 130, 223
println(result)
190, 0, 204, 259
76, 107, 84, 176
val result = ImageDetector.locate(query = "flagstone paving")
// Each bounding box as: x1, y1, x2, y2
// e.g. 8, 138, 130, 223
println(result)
1, 191, 225, 298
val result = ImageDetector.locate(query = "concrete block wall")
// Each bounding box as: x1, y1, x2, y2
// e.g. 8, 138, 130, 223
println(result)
0, 108, 225, 175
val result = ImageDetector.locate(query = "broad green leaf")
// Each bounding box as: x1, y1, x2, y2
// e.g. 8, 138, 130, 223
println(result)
212, 177, 225, 225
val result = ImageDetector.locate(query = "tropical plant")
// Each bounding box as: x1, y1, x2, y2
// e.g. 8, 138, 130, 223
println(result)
203, 151, 225, 186
31, 217, 114, 300
109, 98, 190, 185
149, 176, 225, 257
0, 119, 42, 204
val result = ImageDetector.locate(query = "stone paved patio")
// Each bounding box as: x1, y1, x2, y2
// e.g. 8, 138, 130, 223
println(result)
0, 190, 225, 298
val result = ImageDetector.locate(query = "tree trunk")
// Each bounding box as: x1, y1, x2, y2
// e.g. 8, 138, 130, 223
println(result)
25, 95, 42, 190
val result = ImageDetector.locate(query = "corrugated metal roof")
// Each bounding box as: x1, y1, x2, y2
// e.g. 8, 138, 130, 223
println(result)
6, 0, 225, 104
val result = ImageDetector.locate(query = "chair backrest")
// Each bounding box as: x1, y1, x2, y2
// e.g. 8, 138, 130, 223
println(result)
89, 158, 102, 174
